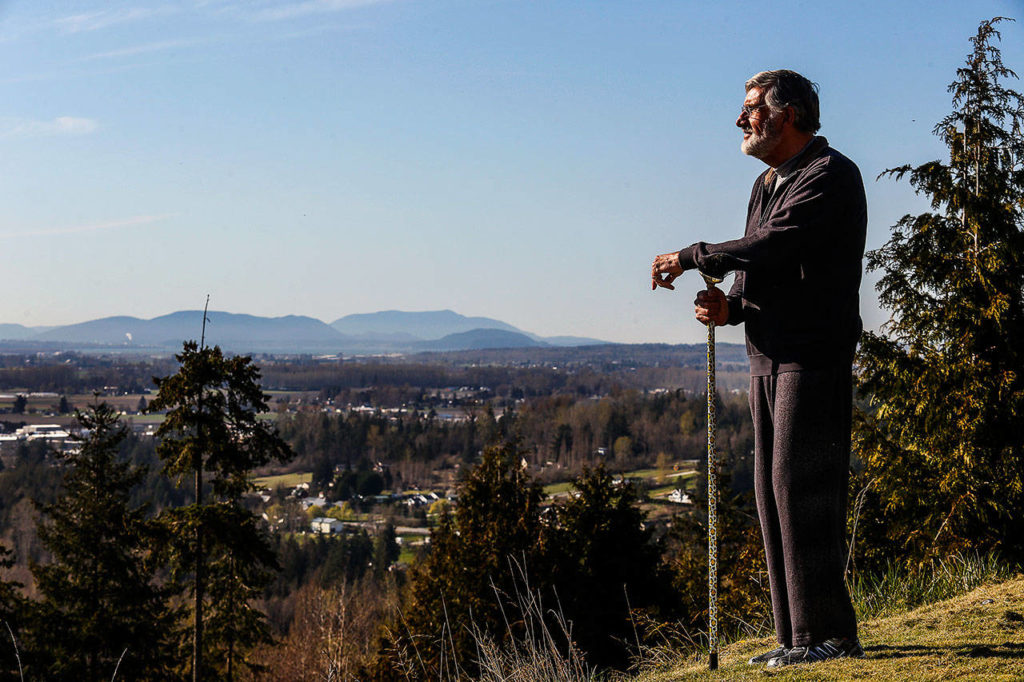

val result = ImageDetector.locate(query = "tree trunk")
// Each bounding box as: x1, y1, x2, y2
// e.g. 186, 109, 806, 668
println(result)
194, 461, 204, 681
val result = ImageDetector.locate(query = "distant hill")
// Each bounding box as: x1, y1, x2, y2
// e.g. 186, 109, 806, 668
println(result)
332, 310, 607, 346
331, 309, 521, 340
0, 323, 37, 340
414, 328, 546, 351
539, 335, 606, 347
33, 311, 347, 352
4, 309, 608, 354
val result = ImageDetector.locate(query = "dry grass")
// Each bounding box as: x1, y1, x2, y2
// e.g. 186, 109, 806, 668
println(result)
472, 579, 596, 682
629, 575, 1024, 681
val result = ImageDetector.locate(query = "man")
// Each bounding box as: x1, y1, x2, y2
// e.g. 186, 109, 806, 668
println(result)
651, 70, 866, 667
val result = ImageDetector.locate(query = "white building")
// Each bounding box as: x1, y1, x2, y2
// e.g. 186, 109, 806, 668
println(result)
16, 424, 71, 441
668, 489, 693, 505
310, 517, 343, 534
300, 495, 328, 510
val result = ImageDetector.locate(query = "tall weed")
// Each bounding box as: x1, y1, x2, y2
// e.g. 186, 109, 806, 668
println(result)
849, 551, 1013, 620
471, 580, 596, 682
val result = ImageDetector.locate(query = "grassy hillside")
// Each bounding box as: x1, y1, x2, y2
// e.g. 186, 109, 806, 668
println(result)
632, 575, 1024, 681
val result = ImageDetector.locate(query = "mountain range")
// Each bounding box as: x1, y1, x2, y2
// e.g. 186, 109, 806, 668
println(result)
0, 310, 607, 354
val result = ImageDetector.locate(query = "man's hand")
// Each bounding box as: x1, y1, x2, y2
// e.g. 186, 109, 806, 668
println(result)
695, 288, 729, 326
652, 252, 684, 290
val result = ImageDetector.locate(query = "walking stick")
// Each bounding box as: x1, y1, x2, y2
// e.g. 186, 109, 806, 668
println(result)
700, 270, 723, 671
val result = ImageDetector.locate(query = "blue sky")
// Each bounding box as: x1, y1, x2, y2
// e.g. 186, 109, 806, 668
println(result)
0, 0, 1021, 344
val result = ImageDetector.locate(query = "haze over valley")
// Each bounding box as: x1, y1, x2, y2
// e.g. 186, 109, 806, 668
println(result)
0, 309, 608, 354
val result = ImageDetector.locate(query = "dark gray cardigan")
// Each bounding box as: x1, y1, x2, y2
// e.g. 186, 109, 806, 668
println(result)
678, 136, 867, 375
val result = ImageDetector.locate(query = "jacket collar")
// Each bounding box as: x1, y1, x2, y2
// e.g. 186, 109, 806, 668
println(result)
762, 136, 829, 190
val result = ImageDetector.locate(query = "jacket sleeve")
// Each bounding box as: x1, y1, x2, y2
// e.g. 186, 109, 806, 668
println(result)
677, 157, 852, 278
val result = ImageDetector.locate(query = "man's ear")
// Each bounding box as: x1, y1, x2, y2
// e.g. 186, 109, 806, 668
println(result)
783, 105, 796, 128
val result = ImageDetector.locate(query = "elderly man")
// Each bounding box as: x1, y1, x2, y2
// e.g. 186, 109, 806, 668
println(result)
651, 70, 866, 667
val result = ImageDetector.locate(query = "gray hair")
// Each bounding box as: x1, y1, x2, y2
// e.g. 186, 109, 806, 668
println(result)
745, 70, 821, 134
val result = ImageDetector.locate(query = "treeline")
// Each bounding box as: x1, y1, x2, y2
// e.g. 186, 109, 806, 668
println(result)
406, 342, 749, 370
262, 526, 400, 635
0, 431, 191, 592
276, 388, 755, 491
0, 355, 178, 394
0, 346, 749, 407
261, 361, 748, 405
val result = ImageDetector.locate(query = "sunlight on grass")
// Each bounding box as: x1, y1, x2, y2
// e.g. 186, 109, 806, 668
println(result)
252, 471, 313, 489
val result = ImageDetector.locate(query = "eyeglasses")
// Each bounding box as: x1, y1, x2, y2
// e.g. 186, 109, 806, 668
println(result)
740, 103, 770, 117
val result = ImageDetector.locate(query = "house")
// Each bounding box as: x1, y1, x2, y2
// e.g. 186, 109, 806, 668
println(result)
0, 424, 73, 458
668, 489, 693, 505
310, 517, 343, 534
16, 424, 70, 441
300, 495, 328, 510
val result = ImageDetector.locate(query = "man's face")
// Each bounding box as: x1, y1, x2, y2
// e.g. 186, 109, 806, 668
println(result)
737, 86, 783, 160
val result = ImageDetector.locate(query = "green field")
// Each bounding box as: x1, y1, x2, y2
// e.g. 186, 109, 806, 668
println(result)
252, 471, 313, 489
127, 413, 165, 424
543, 481, 575, 496
544, 466, 698, 498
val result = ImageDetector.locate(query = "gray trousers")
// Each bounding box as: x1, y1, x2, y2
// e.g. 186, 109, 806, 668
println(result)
749, 365, 858, 647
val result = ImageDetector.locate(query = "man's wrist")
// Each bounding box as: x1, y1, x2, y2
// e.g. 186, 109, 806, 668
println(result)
677, 245, 699, 271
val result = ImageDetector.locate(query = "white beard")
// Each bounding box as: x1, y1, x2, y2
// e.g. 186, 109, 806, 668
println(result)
741, 113, 782, 160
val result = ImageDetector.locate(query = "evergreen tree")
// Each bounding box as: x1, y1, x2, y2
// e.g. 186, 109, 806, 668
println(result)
30, 403, 173, 681
854, 18, 1024, 566
149, 341, 293, 680
372, 522, 400, 576
545, 465, 678, 669
378, 442, 546, 678
377, 452, 678, 677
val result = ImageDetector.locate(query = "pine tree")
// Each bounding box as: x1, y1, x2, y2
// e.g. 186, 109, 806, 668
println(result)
378, 442, 546, 679
30, 402, 174, 681
854, 18, 1024, 566
377, 451, 678, 677
545, 465, 678, 669
149, 341, 292, 680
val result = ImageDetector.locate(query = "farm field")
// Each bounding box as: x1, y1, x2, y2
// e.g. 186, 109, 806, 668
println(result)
543, 464, 698, 498
253, 471, 313, 489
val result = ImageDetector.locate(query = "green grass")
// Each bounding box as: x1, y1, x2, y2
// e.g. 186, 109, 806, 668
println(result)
630, 574, 1024, 681
624, 468, 657, 478
650, 472, 699, 495
629, 553, 1022, 682
252, 471, 313, 489
850, 552, 1015, 620
649, 485, 686, 497
127, 413, 165, 424
544, 481, 575, 495
397, 533, 430, 565
544, 467, 697, 498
